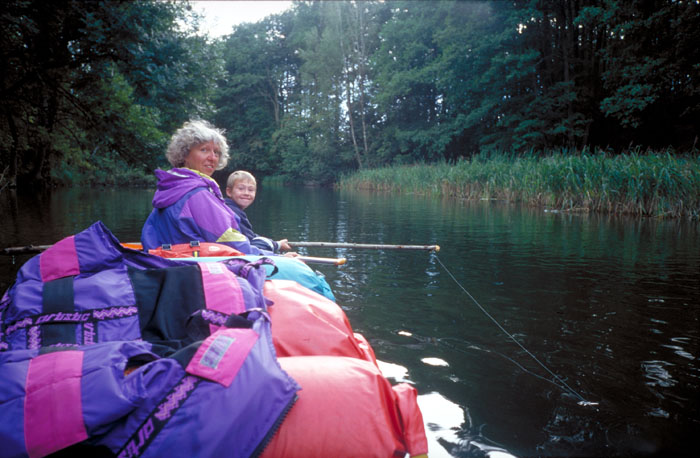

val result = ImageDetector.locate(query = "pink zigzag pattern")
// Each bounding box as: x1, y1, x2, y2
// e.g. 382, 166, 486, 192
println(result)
92, 306, 138, 320
154, 376, 198, 421
6, 317, 33, 334
201, 309, 227, 325
27, 326, 40, 349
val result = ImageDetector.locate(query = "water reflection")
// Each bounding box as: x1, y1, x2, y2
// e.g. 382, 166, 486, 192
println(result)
422, 357, 450, 367
2, 186, 699, 457
379, 360, 516, 458
642, 360, 677, 388
417, 392, 468, 458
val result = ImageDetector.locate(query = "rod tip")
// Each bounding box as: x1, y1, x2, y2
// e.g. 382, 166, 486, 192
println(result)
433, 245, 440, 252
337, 258, 347, 266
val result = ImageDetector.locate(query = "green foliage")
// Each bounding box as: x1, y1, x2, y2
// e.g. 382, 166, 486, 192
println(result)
338, 150, 700, 219
371, 1, 448, 162
216, 2, 387, 182
597, 0, 700, 146
2, 0, 698, 192
0, 0, 222, 188
215, 18, 295, 176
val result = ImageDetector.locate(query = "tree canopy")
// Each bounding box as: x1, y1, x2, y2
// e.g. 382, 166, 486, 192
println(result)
1, 0, 698, 188
1, 0, 218, 187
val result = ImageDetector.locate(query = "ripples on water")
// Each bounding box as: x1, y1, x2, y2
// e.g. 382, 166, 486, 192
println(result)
2, 187, 699, 457
308, 193, 699, 458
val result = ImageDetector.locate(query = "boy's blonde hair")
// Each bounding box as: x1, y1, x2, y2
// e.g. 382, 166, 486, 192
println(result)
226, 170, 256, 188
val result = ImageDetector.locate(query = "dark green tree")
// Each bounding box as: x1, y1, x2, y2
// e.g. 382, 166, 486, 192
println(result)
371, 1, 446, 164
0, 0, 221, 187
481, 0, 594, 152
596, 0, 700, 149
430, 1, 514, 155
215, 12, 300, 177
5, 0, 696, 188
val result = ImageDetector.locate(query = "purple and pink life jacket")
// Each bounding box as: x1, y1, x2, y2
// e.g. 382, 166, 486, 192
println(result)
0, 311, 299, 458
1, 221, 269, 352
0, 222, 300, 457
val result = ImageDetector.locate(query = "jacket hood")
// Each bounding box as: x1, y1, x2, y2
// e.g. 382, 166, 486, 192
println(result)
152, 168, 224, 208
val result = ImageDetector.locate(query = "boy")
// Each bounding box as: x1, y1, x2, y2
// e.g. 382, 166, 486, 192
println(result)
224, 170, 294, 254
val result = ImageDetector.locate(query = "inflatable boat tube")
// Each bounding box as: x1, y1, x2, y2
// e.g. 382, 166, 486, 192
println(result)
261, 355, 429, 458
264, 280, 374, 363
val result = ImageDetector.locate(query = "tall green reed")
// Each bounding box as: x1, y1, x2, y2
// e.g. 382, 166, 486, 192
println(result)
337, 150, 700, 218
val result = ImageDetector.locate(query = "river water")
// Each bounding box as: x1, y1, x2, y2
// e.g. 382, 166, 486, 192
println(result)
1, 185, 698, 457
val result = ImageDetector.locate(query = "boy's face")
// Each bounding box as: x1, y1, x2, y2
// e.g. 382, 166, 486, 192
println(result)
226, 179, 257, 210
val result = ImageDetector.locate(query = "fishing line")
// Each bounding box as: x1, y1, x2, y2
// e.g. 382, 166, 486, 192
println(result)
438, 337, 563, 387
433, 253, 598, 406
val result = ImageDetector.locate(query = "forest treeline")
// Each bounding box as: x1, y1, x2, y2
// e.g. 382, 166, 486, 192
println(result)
1, 0, 698, 189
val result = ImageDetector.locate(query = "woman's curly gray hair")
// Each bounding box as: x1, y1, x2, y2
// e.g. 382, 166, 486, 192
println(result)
166, 120, 230, 169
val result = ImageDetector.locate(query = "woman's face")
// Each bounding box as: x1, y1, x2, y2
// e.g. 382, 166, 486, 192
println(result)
184, 141, 221, 176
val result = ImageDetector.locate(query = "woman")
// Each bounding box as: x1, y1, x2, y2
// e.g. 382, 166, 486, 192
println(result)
141, 120, 268, 255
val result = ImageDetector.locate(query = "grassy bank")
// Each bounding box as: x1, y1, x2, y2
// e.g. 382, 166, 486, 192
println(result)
337, 151, 700, 219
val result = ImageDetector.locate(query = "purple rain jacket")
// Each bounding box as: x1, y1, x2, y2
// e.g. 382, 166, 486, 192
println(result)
0, 314, 300, 458
0, 221, 270, 352
140, 168, 270, 255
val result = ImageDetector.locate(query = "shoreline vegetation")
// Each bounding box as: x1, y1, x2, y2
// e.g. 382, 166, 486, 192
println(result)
336, 150, 700, 219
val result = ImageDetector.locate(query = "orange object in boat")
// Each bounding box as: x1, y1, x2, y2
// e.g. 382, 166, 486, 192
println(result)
264, 280, 376, 363
120, 241, 243, 258
261, 355, 429, 458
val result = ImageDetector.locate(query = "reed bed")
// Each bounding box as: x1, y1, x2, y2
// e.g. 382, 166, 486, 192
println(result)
337, 151, 700, 219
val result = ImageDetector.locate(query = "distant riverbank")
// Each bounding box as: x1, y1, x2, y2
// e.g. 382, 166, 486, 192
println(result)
337, 151, 700, 219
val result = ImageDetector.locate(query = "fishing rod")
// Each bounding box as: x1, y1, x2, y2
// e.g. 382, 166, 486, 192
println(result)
2, 245, 52, 255
296, 255, 346, 266
288, 242, 440, 252
4, 242, 440, 255
1, 244, 346, 266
